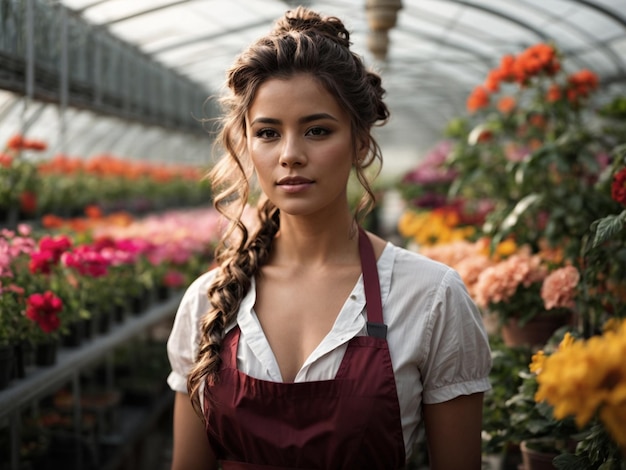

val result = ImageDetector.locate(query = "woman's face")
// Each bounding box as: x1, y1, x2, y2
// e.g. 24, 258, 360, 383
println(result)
245, 74, 360, 218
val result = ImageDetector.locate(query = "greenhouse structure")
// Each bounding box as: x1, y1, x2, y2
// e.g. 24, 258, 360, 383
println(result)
1, 0, 625, 469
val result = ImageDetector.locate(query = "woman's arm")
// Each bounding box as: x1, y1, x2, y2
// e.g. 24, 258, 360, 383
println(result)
171, 391, 217, 470
423, 392, 484, 470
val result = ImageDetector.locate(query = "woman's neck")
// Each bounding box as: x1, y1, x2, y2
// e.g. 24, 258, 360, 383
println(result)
269, 215, 360, 267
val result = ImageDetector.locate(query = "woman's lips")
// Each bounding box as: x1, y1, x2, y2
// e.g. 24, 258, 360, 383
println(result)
276, 176, 314, 193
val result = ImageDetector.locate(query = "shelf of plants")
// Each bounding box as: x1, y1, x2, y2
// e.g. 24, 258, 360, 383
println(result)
0, 135, 223, 469
0, 293, 181, 470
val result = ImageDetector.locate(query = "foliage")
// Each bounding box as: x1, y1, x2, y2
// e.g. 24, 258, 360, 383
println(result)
482, 337, 533, 455
444, 43, 623, 264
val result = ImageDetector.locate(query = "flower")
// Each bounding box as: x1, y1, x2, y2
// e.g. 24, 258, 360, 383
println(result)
611, 167, 626, 206
541, 265, 580, 311
446, 42, 620, 266
25, 291, 63, 334
534, 319, 626, 449
473, 247, 548, 323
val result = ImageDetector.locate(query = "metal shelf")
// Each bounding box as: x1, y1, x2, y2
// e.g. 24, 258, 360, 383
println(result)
0, 292, 181, 421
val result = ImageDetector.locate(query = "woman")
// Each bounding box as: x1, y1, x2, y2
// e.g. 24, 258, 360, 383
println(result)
167, 7, 491, 470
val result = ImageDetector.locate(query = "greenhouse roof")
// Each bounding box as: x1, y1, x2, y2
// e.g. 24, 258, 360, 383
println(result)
1, 0, 625, 173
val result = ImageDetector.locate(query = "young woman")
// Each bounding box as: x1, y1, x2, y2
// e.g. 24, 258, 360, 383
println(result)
167, 7, 491, 470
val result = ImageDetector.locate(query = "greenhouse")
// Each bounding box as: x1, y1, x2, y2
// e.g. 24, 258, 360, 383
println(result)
1, 0, 625, 469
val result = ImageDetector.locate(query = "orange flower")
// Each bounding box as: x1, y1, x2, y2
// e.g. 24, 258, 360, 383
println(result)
467, 85, 490, 113
498, 55, 517, 82
546, 84, 562, 102
7, 134, 25, 150
85, 205, 103, 219
513, 43, 560, 82
497, 96, 516, 114
24, 139, 47, 151
566, 69, 599, 103
41, 214, 66, 229
484, 69, 502, 92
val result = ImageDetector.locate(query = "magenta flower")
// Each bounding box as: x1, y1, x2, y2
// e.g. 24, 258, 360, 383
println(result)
25, 291, 63, 333
62, 245, 111, 278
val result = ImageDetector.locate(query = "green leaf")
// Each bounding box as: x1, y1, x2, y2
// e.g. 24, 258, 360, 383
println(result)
554, 453, 588, 470
500, 193, 542, 232
592, 212, 625, 248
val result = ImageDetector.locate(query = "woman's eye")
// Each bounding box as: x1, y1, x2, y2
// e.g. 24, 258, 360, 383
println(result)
306, 127, 330, 137
256, 128, 278, 139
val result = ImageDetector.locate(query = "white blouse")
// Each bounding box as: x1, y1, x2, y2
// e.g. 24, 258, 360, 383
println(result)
167, 242, 492, 458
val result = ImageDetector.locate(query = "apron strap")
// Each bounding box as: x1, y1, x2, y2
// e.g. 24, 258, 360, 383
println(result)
358, 227, 387, 339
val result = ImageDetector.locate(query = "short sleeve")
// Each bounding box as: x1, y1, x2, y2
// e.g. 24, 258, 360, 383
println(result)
166, 271, 214, 394
421, 268, 492, 404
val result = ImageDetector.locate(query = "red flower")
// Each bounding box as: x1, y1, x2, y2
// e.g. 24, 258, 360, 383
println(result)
163, 270, 186, 288
25, 291, 63, 333
611, 168, 626, 206
19, 191, 37, 215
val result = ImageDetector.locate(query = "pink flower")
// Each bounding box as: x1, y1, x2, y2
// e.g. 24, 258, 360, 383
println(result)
455, 255, 495, 297
474, 250, 547, 309
62, 246, 110, 278
163, 270, 186, 288
541, 265, 580, 310
25, 291, 63, 333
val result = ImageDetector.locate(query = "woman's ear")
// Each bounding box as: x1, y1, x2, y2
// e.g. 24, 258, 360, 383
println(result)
355, 138, 370, 165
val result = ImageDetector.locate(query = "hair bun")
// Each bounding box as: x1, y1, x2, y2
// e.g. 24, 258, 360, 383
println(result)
272, 6, 351, 48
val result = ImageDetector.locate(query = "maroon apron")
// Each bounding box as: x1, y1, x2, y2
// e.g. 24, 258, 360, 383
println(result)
204, 228, 406, 469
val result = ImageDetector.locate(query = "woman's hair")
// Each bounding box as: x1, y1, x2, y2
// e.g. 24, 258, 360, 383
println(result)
187, 6, 390, 416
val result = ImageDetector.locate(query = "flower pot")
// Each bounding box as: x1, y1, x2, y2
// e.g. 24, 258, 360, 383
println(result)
520, 439, 559, 470
0, 343, 15, 389
501, 312, 572, 348
13, 340, 34, 379
35, 339, 58, 367
97, 310, 112, 334
113, 303, 126, 323
62, 320, 84, 348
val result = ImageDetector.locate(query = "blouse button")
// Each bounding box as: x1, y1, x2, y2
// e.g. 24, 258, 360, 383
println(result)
350, 295, 357, 300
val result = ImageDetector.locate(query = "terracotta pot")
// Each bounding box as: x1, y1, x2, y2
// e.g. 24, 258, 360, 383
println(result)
501, 312, 572, 348
520, 440, 558, 470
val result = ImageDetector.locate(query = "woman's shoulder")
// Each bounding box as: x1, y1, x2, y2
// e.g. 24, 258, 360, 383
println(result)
176, 268, 219, 316
386, 241, 456, 281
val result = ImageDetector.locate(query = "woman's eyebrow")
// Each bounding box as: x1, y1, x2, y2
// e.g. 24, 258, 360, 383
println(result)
249, 113, 338, 126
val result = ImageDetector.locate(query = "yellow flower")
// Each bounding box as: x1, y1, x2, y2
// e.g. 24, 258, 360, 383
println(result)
529, 350, 546, 374
559, 332, 575, 350
494, 238, 517, 258
534, 319, 626, 446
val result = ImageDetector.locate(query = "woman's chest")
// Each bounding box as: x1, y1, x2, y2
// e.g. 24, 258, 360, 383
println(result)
253, 267, 362, 382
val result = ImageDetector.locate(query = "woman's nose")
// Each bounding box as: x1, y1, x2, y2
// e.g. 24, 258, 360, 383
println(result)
279, 136, 307, 167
